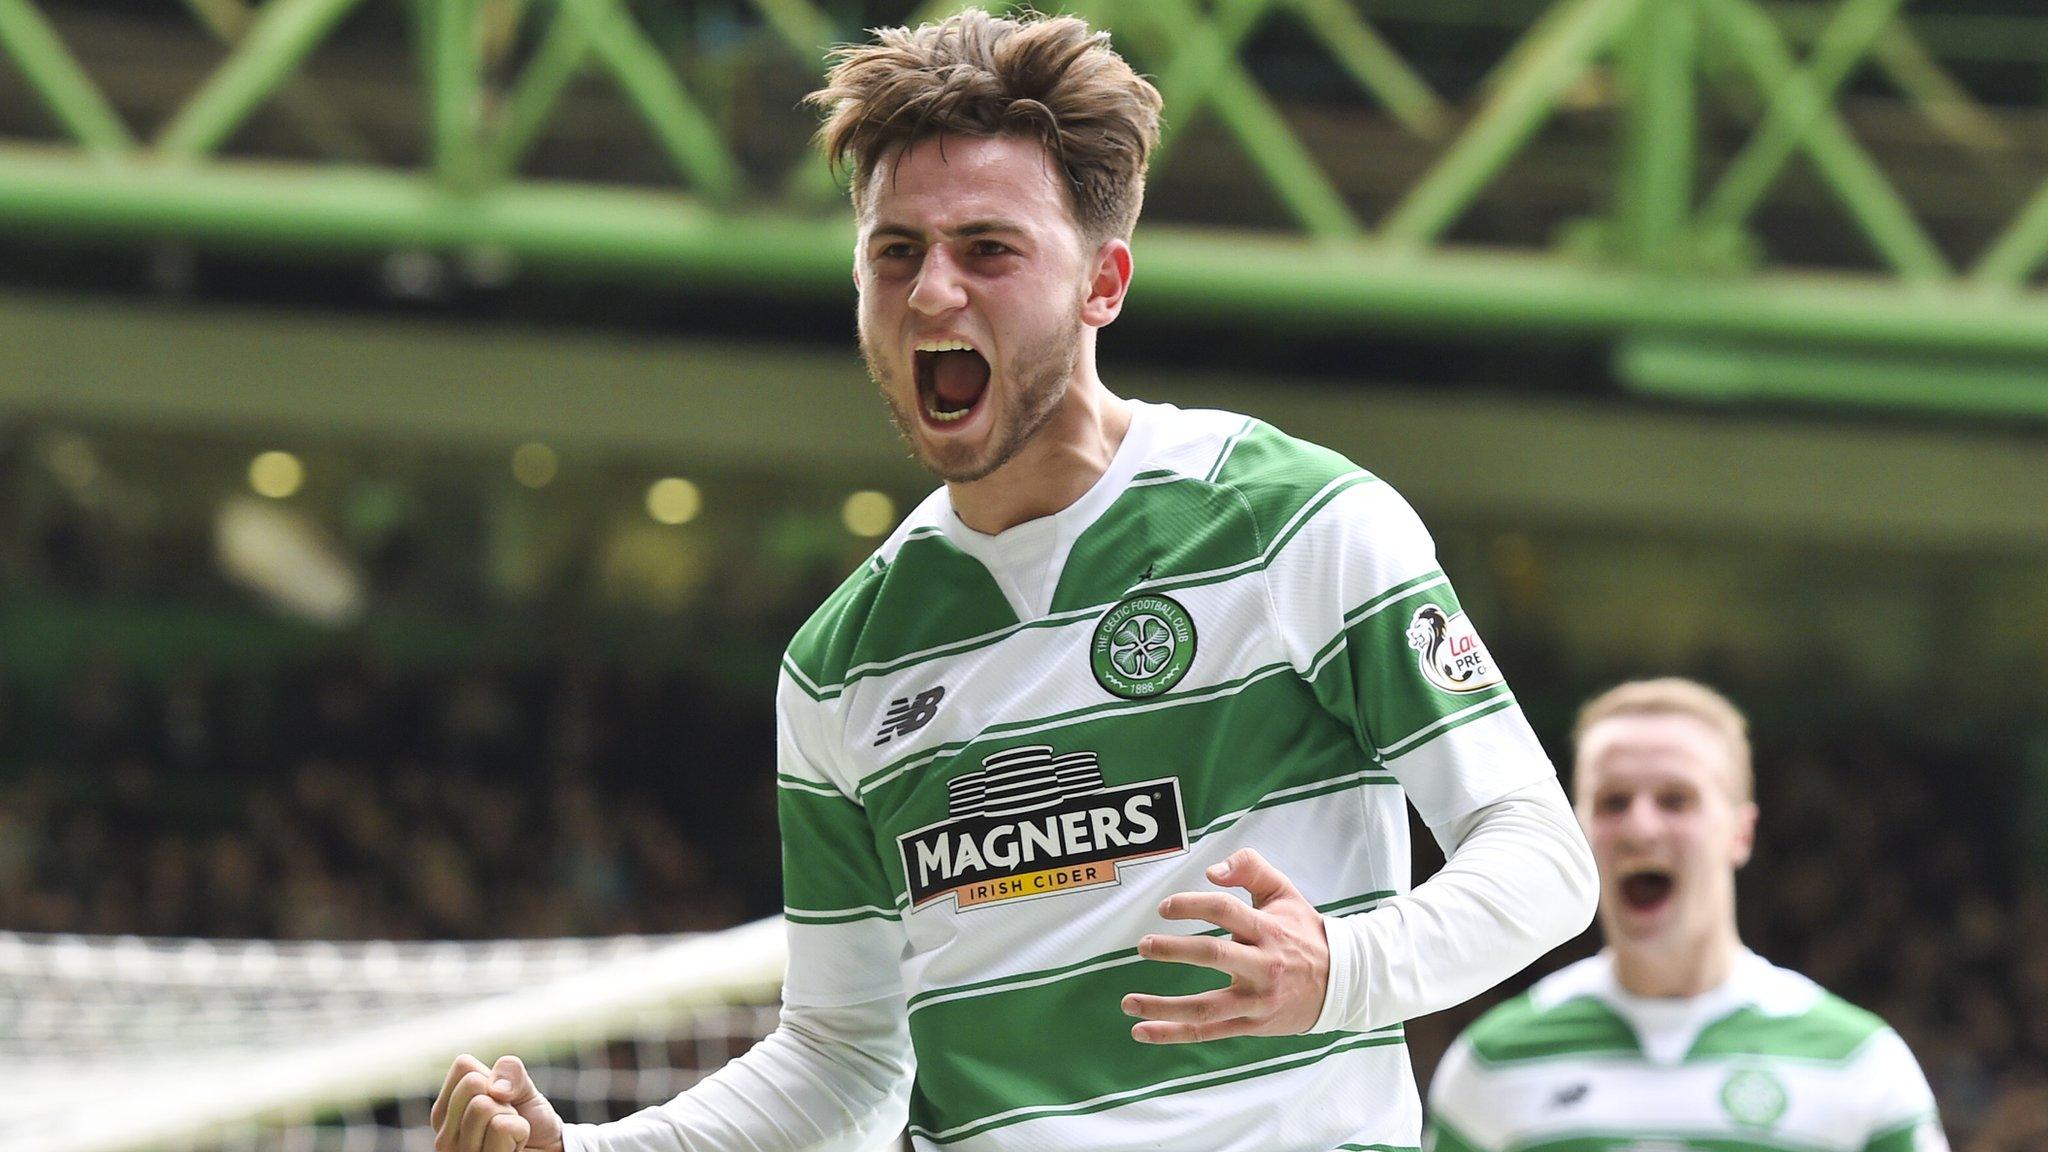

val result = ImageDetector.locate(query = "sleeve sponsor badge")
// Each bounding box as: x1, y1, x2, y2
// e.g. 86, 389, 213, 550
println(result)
1405, 603, 1504, 694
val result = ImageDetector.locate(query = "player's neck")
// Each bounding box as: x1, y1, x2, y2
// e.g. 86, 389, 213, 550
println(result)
1612, 924, 1742, 999
948, 372, 1131, 536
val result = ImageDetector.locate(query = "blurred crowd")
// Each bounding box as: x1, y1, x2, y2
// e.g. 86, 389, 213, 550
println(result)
0, 655, 780, 941
1, 654, 2041, 1144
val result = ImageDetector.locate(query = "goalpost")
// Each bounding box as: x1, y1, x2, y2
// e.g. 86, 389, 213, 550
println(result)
3, 919, 787, 1152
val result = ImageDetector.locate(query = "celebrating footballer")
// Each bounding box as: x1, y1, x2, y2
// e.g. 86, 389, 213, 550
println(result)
433, 9, 1596, 1151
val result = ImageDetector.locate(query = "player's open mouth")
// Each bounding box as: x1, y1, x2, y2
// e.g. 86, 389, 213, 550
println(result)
1619, 868, 1675, 913
914, 340, 990, 429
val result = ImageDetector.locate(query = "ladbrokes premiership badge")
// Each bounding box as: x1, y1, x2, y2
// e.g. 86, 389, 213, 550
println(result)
1091, 594, 1196, 699
1405, 603, 1504, 694
898, 746, 1188, 911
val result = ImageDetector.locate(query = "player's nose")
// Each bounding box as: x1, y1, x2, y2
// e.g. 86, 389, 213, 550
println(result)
1613, 795, 1661, 842
908, 245, 968, 316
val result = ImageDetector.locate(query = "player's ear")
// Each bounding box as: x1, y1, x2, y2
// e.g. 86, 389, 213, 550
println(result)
1080, 238, 1133, 329
1729, 800, 1759, 868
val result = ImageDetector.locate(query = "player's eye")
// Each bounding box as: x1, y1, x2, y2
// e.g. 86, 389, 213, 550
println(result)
873, 243, 919, 262
1595, 793, 1629, 815
1657, 790, 1694, 812
966, 240, 1013, 257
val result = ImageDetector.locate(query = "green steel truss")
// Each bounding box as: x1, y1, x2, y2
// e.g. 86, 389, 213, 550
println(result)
3, 0, 2048, 412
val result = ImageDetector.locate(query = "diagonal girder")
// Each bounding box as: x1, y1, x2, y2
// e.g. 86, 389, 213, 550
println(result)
1973, 180, 2048, 290
563, 0, 740, 203
1698, 0, 1907, 239
1099, 0, 1363, 240
0, 0, 132, 152
180, 0, 379, 163
1382, 0, 1643, 247
483, 1, 591, 179
1699, 0, 1948, 278
156, 0, 365, 158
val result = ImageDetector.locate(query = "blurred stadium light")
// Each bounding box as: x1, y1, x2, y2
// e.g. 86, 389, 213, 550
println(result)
0, 0, 2047, 377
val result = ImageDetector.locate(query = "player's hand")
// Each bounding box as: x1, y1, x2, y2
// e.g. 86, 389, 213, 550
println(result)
431, 1053, 565, 1152
1121, 849, 1330, 1043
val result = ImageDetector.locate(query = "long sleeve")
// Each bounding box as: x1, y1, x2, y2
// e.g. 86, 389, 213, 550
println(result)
1311, 776, 1595, 1033
1236, 467, 1589, 1033
560, 986, 912, 1152
561, 670, 916, 1152
1250, 468, 1594, 1034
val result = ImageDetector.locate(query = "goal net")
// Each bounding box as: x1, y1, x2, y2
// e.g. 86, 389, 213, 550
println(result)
2, 918, 787, 1152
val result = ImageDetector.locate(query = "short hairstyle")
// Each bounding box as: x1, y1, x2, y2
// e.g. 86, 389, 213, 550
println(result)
1572, 677, 1754, 802
807, 8, 1163, 246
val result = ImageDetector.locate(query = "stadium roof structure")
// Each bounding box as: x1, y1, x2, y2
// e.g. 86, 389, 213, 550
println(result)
3, 0, 2048, 416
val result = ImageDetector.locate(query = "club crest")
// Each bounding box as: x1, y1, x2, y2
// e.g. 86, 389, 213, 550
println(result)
1404, 603, 1504, 694
1091, 594, 1197, 699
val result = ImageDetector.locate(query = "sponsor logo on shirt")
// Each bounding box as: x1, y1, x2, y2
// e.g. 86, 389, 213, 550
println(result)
874, 686, 945, 745
898, 745, 1188, 910
1091, 594, 1197, 699
1405, 604, 1504, 694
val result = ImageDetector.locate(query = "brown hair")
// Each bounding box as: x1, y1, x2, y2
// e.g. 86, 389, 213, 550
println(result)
807, 8, 1163, 246
1572, 678, 1754, 802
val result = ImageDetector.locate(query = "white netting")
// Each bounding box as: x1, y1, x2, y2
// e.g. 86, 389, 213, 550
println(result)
1, 918, 786, 1152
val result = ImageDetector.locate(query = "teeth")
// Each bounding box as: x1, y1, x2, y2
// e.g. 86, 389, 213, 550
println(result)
914, 339, 978, 353
926, 398, 969, 423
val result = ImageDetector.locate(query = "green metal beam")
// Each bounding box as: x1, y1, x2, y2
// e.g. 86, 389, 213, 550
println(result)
427, 0, 484, 187
1867, 23, 2008, 152
1697, 0, 1905, 238
6, 0, 2048, 404
0, 0, 133, 152
155, 0, 365, 158
1700, 0, 1949, 279
1614, 0, 1695, 263
1974, 181, 2048, 290
179, 0, 379, 163
565, 0, 741, 203
1619, 336, 2048, 419
9, 148, 2048, 358
483, 2, 590, 179
1110, 0, 1363, 240
1145, 0, 1285, 159
1289, 0, 1448, 138
1380, 0, 1642, 247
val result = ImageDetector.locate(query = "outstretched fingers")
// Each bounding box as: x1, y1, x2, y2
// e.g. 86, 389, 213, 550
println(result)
1121, 988, 1257, 1044
1156, 891, 1262, 940
1136, 931, 1264, 981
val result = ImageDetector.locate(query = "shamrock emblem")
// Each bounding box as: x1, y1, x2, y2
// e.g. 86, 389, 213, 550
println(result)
1110, 613, 1176, 680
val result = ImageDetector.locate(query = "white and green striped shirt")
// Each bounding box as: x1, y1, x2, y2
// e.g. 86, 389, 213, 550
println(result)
1427, 951, 1948, 1152
765, 400, 1562, 1150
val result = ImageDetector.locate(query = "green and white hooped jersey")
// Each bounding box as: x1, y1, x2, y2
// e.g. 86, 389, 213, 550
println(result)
1426, 951, 1948, 1152
775, 401, 1558, 1151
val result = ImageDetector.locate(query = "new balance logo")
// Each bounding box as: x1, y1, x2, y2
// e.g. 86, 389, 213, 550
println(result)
874, 687, 946, 745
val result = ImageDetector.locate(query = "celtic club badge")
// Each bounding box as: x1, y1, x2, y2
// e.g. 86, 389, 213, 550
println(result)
1091, 594, 1197, 699
1718, 1068, 1788, 1128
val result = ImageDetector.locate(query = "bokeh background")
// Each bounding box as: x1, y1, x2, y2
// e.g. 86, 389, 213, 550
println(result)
3, 0, 2047, 1146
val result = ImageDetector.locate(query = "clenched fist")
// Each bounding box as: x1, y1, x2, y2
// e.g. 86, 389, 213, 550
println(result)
431, 1053, 565, 1152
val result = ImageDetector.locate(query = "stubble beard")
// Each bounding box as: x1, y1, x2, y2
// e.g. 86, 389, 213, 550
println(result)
859, 313, 1083, 485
